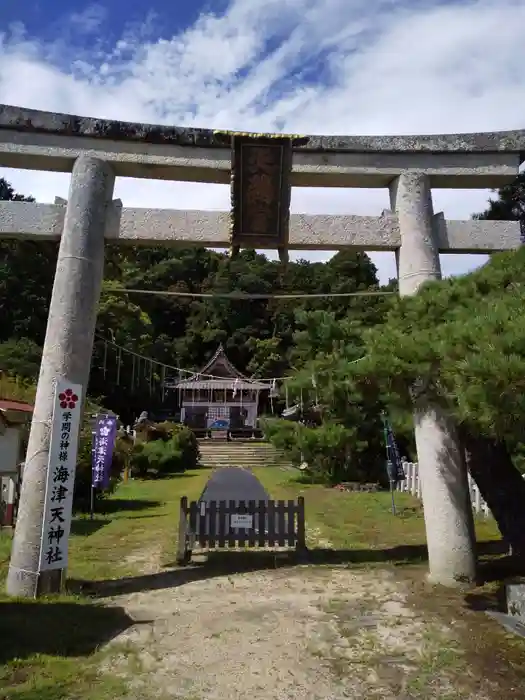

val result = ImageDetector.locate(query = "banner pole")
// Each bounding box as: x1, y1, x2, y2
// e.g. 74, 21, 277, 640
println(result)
90, 483, 95, 521
389, 479, 397, 516
382, 412, 397, 516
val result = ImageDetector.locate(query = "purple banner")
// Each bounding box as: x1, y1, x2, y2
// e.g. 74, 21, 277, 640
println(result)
92, 414, 118, 489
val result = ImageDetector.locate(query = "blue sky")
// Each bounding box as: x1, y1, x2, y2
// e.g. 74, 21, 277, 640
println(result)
1, 0, 525, 283
0, 1, 213, 44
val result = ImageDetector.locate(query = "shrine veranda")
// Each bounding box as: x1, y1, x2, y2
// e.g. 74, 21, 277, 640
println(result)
1, 102, 524, 596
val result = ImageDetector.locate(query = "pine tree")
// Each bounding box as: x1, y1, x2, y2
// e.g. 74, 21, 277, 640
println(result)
350, 247, 525, 555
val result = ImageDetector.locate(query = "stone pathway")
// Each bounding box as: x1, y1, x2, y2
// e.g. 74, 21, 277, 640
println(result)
101, 565, 485, 699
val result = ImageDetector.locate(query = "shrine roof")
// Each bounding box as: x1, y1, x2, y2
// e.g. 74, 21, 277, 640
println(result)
199, 344, 248, 379
168, 345, 269, 391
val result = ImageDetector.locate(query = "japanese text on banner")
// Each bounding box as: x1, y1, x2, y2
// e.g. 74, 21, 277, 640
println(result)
39, 380, 82, 572
92, 414, 117, 489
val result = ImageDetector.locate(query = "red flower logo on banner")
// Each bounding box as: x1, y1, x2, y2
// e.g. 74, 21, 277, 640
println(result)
58, 388, 79, 410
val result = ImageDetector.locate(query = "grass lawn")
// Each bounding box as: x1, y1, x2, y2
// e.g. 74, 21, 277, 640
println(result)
0, 470, 211, 700
254, 466, 500, 553
0, 466, 506, 699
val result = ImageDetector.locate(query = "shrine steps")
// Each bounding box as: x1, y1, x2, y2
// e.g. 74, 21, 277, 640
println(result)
197, 440, 292, 469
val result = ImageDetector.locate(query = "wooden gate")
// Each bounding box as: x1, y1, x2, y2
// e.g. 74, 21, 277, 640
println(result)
176, 496, 306, 565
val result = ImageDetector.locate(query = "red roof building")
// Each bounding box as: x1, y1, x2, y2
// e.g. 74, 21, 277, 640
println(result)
0, 399, 34, 426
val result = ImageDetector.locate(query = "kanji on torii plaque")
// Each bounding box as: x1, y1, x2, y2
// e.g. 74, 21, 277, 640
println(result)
231, 134, 292, 260
213, 131, 303, 262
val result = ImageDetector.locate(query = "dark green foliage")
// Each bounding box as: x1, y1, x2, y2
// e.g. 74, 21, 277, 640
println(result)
152, 421, 200, 472
338, 230, 525, 549
0, 177, 386, 431
349, 246, 525, 441
6, 172, 525, 494
262, 419, 304, 465
263, 418, 387, 485
262, 309, 393, 485
262, 174, 525, 487
129, 422, 199, 478
473, 172, 525, 224
130, 439, 182, 479
0, 337, 43, 379
0, 175, 441, 487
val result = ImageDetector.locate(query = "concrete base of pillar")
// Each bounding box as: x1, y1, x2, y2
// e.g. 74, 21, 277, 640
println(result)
37, 569, 64, 596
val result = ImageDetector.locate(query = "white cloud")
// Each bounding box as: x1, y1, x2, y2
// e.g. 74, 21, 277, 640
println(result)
1, 0, 524, 282
68, 5, 107, 34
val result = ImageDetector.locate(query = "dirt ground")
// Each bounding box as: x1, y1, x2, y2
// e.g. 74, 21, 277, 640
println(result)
100, 560, 497, 700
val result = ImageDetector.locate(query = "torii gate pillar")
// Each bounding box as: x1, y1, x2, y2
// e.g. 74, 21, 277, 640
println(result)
6, 155, 114, 598
391, 171, 477, 586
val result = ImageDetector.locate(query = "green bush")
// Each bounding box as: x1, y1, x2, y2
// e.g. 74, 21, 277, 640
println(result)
261, 419, 303, 464
130, 439, 181, 478
263, 417, 387, 486
166, 423, 200, 470
129, 422, 199, 478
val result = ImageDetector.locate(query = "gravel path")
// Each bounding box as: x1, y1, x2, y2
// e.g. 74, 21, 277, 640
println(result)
101, 564, 477, 700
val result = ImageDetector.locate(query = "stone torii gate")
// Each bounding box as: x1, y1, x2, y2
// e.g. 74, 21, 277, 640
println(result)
0, 103, 523, 597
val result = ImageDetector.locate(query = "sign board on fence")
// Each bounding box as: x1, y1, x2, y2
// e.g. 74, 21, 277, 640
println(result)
230, 514, 253, 529
38, 378, 83, 572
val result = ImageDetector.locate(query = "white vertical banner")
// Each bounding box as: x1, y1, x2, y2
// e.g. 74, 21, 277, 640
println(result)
39, 378, 83, 572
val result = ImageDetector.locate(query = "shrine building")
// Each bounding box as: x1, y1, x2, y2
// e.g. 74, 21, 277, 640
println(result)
167, 345, 269, 431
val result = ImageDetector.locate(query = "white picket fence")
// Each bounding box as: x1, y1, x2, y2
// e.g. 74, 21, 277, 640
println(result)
396, 461, 491, 517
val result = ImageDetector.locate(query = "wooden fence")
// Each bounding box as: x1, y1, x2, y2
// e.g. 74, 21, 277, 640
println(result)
177, 496, 306, 565
396, 461, 491, 516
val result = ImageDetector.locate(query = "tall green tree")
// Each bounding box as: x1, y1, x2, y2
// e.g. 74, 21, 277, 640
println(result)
348, 247, 525, 555
0, 178, 57, 345
474, 172, 525, 225
0, 337, 42, 379
265, 310, 389, 484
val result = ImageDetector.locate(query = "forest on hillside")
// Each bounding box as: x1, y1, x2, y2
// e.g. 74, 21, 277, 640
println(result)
0, 177, 395, 419
2, 174, 525, 510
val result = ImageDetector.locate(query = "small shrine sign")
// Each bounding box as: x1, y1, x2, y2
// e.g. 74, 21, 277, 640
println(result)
39, 378, 83, 572
230, 513, 253, 529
